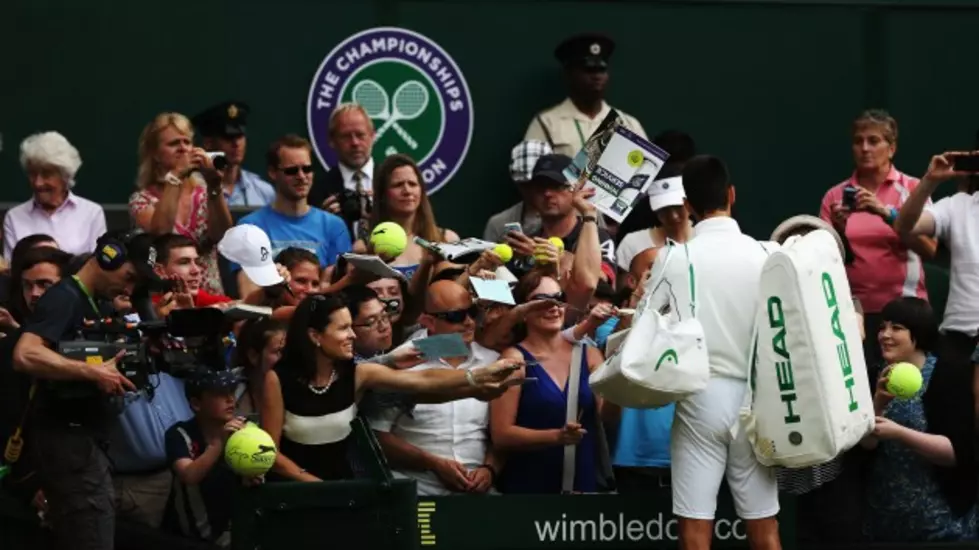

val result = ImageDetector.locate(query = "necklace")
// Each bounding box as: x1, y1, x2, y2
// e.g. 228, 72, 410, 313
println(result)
307, 370, 338, 395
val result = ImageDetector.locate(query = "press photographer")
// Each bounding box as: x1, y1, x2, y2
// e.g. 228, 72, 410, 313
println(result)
11, 230, 161, 550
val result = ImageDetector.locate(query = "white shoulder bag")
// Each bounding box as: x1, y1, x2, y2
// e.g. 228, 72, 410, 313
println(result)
589, 242, 710, 408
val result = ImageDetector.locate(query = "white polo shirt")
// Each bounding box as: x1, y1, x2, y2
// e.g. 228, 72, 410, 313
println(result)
647, 217, 769, 380
368, 342, 499, 495
926, 191, 979, 336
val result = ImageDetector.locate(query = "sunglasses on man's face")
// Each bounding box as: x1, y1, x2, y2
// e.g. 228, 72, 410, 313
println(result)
429, 305, 480, 324
281, 164, 314, 176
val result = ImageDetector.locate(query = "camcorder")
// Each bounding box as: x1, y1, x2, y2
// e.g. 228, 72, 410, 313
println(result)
55, 306, 232, 399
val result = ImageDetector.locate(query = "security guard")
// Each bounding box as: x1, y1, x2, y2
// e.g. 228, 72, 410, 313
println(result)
525, 34, 647, 158
192, 101, 275, 207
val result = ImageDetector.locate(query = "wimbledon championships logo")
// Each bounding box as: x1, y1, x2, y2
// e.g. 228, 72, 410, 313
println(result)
307, 27, 474, 195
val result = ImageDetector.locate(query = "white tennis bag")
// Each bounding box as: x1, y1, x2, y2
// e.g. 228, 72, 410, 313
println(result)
589, 243, 710, 408
742, 230, 874, 468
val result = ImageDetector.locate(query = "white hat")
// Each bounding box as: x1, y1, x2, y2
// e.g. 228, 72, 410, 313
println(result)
217, 225, 284, 287
647, 176, 686, 212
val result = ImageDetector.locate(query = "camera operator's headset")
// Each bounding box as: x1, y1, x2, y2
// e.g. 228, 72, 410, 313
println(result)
95, 230, 139, 272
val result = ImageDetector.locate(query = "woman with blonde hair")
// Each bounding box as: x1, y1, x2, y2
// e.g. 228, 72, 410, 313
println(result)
129, 112, 232, 294
354, 154, 458, 280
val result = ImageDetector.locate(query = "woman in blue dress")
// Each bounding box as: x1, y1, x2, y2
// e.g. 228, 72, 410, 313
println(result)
861, 297, 977, 542
490, 272, 606, 493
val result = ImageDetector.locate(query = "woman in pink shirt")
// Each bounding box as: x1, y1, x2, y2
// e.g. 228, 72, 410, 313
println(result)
128, 113, 233, 295
819, 109, 937, 368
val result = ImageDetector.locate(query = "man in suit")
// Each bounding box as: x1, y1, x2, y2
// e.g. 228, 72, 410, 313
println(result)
309, 103, 376, 241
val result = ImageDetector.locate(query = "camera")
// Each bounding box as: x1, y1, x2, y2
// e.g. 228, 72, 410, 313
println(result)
205, 151, 228, 171
339, 189, 372, 221
55, 307, 232, 398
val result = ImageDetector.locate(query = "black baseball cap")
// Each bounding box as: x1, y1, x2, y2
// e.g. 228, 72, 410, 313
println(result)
184, 368, 243, 398
527, 154, 573, 187
192, 101, 250, 138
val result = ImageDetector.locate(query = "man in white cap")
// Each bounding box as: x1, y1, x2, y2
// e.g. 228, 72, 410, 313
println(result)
218, 224, 287, 293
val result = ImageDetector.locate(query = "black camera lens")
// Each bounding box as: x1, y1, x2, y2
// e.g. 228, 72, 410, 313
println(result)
212, 155, 228, 171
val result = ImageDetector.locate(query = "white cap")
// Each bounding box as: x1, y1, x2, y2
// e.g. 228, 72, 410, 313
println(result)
217, 225, 284, 287
647, 176, 686, 212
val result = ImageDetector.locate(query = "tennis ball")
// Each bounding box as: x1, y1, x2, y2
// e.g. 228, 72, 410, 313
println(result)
370, 222, 407, 259
225, 424, 277, 477
548, 237, 565, 252
886, 362, 923, 399
493, 243, 513, 263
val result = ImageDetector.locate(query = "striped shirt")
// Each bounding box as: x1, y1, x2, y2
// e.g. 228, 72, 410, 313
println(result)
819, 167, 928, 313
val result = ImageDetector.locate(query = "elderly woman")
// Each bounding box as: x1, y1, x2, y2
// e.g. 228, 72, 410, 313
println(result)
3, 132, 106, 258
129, 113, 232, 295
819, 109, 937, 368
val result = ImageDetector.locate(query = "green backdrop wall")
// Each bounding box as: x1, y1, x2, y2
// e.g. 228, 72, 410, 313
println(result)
4, 0, 979, 239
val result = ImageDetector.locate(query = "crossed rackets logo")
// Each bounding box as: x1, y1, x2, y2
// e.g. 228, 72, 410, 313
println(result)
352, 79, 430, 150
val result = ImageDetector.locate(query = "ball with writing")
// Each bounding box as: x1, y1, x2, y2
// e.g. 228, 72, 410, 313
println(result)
370, 222, 407, 260
885, 362, 923, 399
225, 423, 277, 477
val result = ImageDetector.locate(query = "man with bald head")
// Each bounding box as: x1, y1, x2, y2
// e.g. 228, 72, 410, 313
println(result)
369, 280, 504, 495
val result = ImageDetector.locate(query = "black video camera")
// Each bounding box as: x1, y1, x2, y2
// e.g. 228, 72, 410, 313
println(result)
56, 307, 230, 398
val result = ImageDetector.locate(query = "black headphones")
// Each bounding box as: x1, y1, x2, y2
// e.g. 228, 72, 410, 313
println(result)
94, 231, 137, 272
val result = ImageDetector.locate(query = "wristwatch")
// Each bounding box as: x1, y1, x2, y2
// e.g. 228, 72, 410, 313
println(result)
581, 215, 598, 224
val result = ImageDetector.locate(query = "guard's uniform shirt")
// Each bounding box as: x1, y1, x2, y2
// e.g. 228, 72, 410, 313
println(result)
525, 99, 647, 158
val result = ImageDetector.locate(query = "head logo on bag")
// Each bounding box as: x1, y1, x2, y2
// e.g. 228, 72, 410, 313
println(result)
822, 272, 859, 412
768, 296, 801, 426
654, 349, 678, 371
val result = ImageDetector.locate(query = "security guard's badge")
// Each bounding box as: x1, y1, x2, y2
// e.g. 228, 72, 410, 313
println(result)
227, 104, 239, 119
590, 43, 601, 55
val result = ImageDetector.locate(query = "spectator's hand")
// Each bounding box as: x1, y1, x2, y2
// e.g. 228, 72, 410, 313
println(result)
533, 238, 561, 265
322, 194, 342, 214
469, 249, 504, 275
872, 416, 904, 441
224, 417, 247, 439
505, 231, 536, 258
515, 299, 557, 321
467, 466, 493, 493
433, 458, 471, 492
854, 187, 887, 217
0, 307, 20, 330
874, 365, 895, 415
571, 175, 598, 216
90, 350, 137, 395
588, 302, 618, 325
829, 202, 850, 234
923, 151, 976, 184
390, 346, 426, 369
470, 358, 523, 385
555, 422, 587, 445
112, 295, 133, 315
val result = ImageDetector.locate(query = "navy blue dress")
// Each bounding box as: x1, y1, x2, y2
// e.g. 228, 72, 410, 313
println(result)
500, 344, 597, 494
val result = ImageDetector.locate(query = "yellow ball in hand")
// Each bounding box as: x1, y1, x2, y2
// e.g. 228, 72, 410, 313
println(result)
548, 237, 565, 252
225, 424, 277, 477
886, 362, 923, 399
370, 222, 407, 260
493, 243, 513, 263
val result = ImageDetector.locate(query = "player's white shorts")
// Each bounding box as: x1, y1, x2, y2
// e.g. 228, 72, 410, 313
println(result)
671, 375, 779, 520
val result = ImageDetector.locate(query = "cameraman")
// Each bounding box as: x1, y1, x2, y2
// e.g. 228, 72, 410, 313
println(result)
12, 230, 159, 550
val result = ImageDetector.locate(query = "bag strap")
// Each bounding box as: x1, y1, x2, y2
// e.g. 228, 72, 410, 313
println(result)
562, 342, 585, 493
683, 243, 696, 318
735, 241, 773, 439
536, 115, 556, 149
646, 240, 677, 297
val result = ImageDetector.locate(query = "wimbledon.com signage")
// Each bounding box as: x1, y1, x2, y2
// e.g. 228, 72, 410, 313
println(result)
417, 492, 795, 549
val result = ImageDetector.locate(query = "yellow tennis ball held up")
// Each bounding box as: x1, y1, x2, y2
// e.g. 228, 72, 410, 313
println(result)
493, 243, 513, 263
534, 237, 565, 264
370, 222, 407, 259
225, 424, 277, 477
886, 362, 923, 399
548, 237, 565, 252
